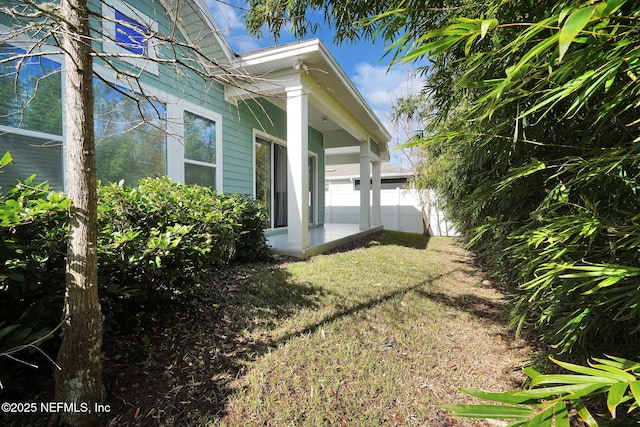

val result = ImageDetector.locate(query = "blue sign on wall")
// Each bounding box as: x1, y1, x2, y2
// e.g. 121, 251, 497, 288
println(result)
115, 10, 148, 55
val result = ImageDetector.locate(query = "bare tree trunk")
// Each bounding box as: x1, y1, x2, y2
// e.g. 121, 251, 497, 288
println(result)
54, 0, 103, 425
417, 186, 431, 237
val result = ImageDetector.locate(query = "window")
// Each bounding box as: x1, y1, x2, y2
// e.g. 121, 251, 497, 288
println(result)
94, 78, 167, 185
0, 132, 64, 190
0, 46, 62, 135
184, 112, 216, 188
0, 44, 63, 190
354, 177, 409, 190
255, 138, 271, 219
102, 0, 158, 74
255, 137, 287, 228
114, 10, 148, 55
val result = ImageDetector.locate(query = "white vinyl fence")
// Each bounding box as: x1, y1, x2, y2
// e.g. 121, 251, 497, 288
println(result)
325, 182, 457, 236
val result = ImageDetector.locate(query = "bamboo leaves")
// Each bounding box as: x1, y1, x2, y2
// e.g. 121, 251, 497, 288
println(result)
558, 4, 599, 61
389, 0, 636, 123
386, 17, 499, 62
443, 356, 640, 426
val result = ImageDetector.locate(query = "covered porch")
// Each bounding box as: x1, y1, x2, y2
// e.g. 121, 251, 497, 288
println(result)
267, 223, 384, 259
228, 39, 391, 258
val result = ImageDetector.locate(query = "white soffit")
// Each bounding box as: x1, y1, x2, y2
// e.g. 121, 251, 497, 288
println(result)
234, 39, 391, 151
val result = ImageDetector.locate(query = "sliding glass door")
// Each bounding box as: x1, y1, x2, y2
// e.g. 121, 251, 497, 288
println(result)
255, 137, 287, 228
255, 137, 272, 223
255, 137, 316, 229
272, 143, 288, 228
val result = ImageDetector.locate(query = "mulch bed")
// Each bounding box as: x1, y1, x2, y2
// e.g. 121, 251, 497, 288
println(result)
0, 260, 280, 427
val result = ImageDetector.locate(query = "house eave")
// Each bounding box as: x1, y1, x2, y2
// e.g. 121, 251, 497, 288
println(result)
159, 0, 236, 63
232, 39, 391, 154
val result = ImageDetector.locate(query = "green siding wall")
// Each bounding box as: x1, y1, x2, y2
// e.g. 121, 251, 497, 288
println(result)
225, 99, 326, 226
2, 0, 327, 227
222, 99, 287, 195
370, 139, 380, 157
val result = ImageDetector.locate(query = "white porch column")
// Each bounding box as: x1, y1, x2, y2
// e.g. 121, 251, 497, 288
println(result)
359, 140, 371, 229
287, 85, 310, 250
372, 161, 381, 226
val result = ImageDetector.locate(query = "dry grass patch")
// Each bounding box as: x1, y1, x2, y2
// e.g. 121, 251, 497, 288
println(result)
1, 231, 535, 427
216, 232, 534, 426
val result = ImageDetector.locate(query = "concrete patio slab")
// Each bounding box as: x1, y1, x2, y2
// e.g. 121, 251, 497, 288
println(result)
267, 223, 384, 258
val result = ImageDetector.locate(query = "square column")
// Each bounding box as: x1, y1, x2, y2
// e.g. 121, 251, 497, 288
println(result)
359, 140, 371, 230
372, 161, 381, 226
286, 85, 310, 250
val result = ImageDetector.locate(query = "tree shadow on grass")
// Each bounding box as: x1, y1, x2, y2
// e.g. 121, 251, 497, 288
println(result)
100, 232, 513, 426
102, 264, 478, 426
322, 230, 432, 254
414, 288, 510, 325
102, 261, 326, 426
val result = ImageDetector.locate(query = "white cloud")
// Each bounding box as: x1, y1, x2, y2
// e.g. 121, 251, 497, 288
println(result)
205, 0, 244, 30
204, 0, 265, 51
351, 63, 426, 167
351, 63, 423, 111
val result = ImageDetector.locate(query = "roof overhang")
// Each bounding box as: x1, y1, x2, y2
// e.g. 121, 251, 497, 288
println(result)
153, 3, 390, 163
228, 39, 391, 162
159, 0, 236, 63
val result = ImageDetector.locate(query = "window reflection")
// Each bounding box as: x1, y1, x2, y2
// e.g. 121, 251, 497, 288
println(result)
94, 78, 167, 185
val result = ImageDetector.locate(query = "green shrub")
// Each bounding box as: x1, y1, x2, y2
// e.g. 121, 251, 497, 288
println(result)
99, 178, 234, 292
98, 178, 269, 297
226, 193, 270, 262
1, 172, 270, 390
0, 155, 71, 392
96, 178, 270, 327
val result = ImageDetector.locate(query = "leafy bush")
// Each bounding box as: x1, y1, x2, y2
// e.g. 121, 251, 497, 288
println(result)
1, 171, 270, 389
501, 151, 640, 356
98, 178, 269, 295
0, 153, 71, 392
409, 1, 640, 357
230, 193, 271, 262
443, 355, 640, 426
98, 178, 269, 327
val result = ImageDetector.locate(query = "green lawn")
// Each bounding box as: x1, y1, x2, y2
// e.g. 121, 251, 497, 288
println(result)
217, 232, 532, 426
104, 231, 533, 426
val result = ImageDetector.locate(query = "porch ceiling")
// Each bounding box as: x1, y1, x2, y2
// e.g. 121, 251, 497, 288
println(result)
229, 39, 391, 158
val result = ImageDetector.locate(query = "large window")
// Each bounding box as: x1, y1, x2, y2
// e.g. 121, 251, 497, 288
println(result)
184, 111, 216, 188
0, 44, 63, 190
0, 40, 222, 192
94, 78, 167, 185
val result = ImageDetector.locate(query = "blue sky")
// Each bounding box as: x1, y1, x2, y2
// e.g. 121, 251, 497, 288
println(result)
204, 0, 424, 161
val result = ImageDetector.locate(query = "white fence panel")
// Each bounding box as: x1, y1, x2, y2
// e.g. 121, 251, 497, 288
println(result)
325, 182, 457, 236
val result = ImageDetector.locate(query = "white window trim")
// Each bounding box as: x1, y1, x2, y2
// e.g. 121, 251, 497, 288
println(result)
182, 108, 222, 190
101, 0, 159, 75
0, 40, 67, 190
166, 103, 223, 191
93, 62, 223, 191
0, 34, 224, 192
0, 126, 64, 143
